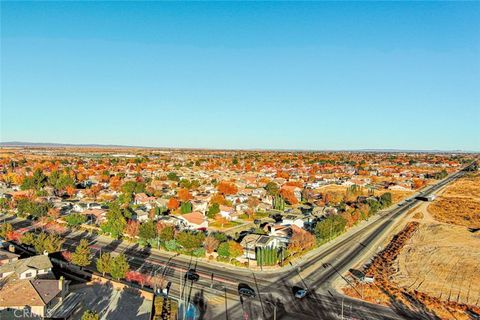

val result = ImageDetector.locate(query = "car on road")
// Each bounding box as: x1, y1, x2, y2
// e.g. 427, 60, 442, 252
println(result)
185, 269, 200, 282
294, 288, 308, 299
238, 283, 256, 298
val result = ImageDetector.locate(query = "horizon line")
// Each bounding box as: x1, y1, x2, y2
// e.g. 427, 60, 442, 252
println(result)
1, 141, 479, 154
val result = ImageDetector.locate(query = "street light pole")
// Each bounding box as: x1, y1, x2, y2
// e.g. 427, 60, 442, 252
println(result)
341, 296, 344, 320
264, 300, 277, 320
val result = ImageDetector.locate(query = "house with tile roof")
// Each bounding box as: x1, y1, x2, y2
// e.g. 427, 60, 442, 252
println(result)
178, 211, 208, 230
0, 277, 68, 317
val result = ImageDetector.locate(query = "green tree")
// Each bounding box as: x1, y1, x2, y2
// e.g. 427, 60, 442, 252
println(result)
217, 242, 230, 258
273, 195, 285, 211
109, 254, 129, 280
71, 239, 92, 267
21, 169, 46, 191
164, 239, 179, 251
159, 225, 175, 242
167, 172, 180, 182
96, 252, 111, 276
21, 232, 36, 246
175, 231, 205, 253
65, 213, 87, 227
265, 182, 279, 196
207, 203, 220, 219
101, 203, 127, 239
180, 201, 192, 214
379, 192, 392, 208
16, 199, 51, 218
139, 221, 157, 243
314, 215, 347, 242
81, 310, 99, 320
33, 232, 63, 253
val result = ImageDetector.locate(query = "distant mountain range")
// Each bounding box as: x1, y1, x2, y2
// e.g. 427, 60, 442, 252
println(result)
0, 141, 476, 153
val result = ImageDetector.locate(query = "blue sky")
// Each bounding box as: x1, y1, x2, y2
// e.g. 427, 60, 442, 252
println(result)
1, 2, 479, 151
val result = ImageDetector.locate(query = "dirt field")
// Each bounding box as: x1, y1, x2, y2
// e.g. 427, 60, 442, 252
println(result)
343, 172, 480, 319
427, 173, 480, 228
393, 223, 480, 305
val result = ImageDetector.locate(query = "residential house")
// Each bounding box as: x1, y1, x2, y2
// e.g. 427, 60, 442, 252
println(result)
219, 205, 237, 221
280, 214, 306, 229
0, 276, 69, 318
81, 208, 107, 224
178, 211, 208, 230
133, 209, 149, 223
0, 254, 53, 280
134, 193, 156, 209
0, 247, 20, 265
240, 234, 285, 260
191, 199, 208, 214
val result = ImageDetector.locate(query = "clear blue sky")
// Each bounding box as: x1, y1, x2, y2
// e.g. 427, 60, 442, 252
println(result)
1, 2, 479, 151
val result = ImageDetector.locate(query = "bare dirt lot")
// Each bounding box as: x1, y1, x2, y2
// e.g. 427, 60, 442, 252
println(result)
427, 173, 480, 228
393, 223, 480, 306
343, 172, 480, 319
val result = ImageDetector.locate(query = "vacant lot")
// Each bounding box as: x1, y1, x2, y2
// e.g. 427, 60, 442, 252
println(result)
343, 173, 480, 319
393, 223, 480, 306
428, 173, 480, 228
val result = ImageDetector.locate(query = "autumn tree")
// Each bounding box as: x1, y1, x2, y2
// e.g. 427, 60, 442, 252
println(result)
217, 181, 238, 195
288, 228, 315, 253
214, 214, 229, 229
109, 254, 129, 280
177, 188, 192, 202
210, 194, 227, 206
0, 223, 13, 239
280, 188, 299, 205
204, 236, 220, 254
125, 220, 140, 238
167, 198, 179, 211
71, 239, 92, 267
96, 252, 112, 276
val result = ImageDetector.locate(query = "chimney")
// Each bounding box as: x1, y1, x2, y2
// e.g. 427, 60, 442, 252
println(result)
8, 244, 15, 253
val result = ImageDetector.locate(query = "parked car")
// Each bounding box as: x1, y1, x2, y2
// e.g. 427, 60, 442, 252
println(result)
185, 269, 200, 282
238, 283, 256, 298
294, 288, 308, 299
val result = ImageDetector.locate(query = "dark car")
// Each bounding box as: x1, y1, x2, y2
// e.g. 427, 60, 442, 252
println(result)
238, 283, 256, 298
185, 269, 200, 282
